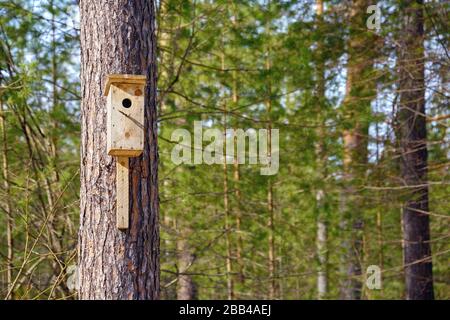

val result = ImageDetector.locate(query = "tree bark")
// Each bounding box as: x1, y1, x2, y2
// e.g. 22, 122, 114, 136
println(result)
397, 0, 434, 300
78, 0, 159, 299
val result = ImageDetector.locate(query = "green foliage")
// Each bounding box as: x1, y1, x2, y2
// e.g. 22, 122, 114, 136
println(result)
0, 0, 79, 299
0, 0, 448, 300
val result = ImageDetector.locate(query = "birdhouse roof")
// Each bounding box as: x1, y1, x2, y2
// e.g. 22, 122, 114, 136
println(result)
104, 74, 146, 96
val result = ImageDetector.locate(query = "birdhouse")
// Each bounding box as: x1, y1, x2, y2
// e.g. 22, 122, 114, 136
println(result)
104, 74, 146, 230
104, 74, 146, 157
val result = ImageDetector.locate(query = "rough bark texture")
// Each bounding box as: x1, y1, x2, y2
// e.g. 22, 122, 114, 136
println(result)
78, 0, 159, 299
397, 0, 434, 300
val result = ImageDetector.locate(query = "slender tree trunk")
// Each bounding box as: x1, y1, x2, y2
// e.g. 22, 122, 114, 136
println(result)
229, 2, 244, 289
316, 218, 327, 298
221, 53, 234, 300
264, 1, 276, 299
267, 179, 276, 299
157, 1, 173, 288
315, 0, 328, 300
223, 120, 234, 300
0, 99, 14, 299
375, 105, 384, 296
176, 228, 196, 300
233, 159, 244, 278
50, 0, 60, 185
340, 0, 376, 300
266, 98, 276, 300
265, 49, 276, 301
47, 2, 70, 296
397, 0, 434, 300
232, 70, 244, 287
78, 0, 159, 299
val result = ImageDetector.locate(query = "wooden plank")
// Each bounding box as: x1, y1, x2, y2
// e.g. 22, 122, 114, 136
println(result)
109, 149, 142, 157
104, 74, 146, 96
116, 156, 129, 230
106, 84, 144, 157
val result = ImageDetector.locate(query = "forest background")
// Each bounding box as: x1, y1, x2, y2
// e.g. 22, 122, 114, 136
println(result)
0, 0, 448, 300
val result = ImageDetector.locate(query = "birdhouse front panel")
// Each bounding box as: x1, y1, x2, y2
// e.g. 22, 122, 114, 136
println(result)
105, 75, 146, 157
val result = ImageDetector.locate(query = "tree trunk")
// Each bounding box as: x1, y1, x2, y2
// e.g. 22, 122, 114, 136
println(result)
220, 50, 234, 300
375, 104, 384, 296
0, 98, 14, 299
267, 180, 276, 299
233, 159, 245, 285
176, 229, 196, 300
339, 0, 377, 300
315, 0, 328, 300
223, 105, 234, 301
78, 0, 159, 299
266, 53, 276, 302
397, 0, 434, 300
229, 4, 245, 288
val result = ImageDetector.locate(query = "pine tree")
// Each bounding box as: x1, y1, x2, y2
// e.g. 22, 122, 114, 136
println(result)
397, 0, 434, 300
78, 0, 159, 299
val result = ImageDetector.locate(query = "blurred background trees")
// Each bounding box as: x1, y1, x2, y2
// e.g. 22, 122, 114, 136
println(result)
0, 0, 79, 299
0, 0, 448, 299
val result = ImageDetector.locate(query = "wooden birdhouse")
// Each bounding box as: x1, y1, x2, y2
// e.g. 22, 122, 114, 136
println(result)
104, 74, 146, 157
104, 74, 146, 230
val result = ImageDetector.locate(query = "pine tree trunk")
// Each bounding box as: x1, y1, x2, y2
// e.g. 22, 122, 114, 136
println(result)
340, 0, 377, 300
78, 0, 159, 299
397, 0, 434, 300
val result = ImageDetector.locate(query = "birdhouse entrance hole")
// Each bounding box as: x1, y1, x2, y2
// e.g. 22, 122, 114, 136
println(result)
122, 98, 132, 108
